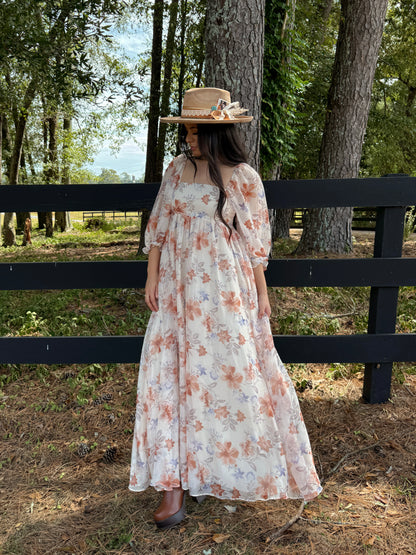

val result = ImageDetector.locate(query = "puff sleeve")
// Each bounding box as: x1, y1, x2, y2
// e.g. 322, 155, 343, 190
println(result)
229, 164, 271, 269
143, 156, 181, 254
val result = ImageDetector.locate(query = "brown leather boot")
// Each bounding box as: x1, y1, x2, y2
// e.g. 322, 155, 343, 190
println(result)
153, 487, 186, 529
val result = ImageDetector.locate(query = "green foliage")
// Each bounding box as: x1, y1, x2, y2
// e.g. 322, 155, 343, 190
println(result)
284, 1, 340, 179
0, 288, 151, 339
97, 168, 121, 183
0, 0, 142, 187
135, 0, 206, 163
261, 0, 305, 178
403, 208, 416, 242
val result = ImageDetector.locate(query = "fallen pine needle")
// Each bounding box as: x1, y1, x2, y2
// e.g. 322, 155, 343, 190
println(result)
268, 500, 305, 541
325, 441, 381, 480
299, 516, 371, 527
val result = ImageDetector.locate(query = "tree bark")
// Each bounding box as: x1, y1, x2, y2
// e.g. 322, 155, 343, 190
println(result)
297, 0, 389, 254
9, 79, 37, 185
205, 0, 265, 171
263, 0, 296, 241
2, 114, 12, 183
43, 114, 58, 237
178, 0, 188, 117
55, 114, 72, 232
140, 0, 164, 253
38, 110, 49, 230
155, 0, 179, 180
24, 131, 37, 178
0, 114, 2, 185
2, 78, 37, 246
16, 151, 30, 233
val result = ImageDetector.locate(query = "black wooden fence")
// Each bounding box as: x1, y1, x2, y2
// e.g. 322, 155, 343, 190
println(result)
1, 175, 416, 403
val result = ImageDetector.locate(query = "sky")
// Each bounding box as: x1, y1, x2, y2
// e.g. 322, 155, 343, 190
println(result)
91, 133, 147, 181
88, 26, 149, 179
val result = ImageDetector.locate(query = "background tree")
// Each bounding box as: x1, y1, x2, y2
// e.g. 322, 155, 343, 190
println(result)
0, 0, 134, 245
287, 0, 340, 180
261, 0, 301, 241
205, 0, 265, 170
138, 0, 206, 251
297, 0, 389, 254
362, 0, 416, 177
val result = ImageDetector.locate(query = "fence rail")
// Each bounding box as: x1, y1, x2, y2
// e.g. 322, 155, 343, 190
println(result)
1, 174, 416, 403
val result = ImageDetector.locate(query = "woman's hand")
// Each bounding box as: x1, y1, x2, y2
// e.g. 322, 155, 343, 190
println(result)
145, 246, 161, 312
257, 292, 271, 319
145, 275, 159, 312
253, 264, 271, 319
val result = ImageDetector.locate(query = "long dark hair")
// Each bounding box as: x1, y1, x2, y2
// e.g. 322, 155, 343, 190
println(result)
179, 124, 248, 236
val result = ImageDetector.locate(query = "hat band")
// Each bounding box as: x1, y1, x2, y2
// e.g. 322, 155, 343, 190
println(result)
181, 109, 212, 117
180, 100, 248, 121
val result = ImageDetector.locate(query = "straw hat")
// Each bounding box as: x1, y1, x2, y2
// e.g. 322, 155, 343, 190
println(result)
160, 87, 253, 124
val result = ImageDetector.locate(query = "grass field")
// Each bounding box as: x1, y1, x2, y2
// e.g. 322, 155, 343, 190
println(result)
0, 224, 415, 554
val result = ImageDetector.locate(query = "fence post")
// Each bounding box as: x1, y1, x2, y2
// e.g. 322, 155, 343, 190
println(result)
363, 204, 406, 403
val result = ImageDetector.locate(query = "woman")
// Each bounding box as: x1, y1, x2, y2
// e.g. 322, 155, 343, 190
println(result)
129, 88, 322, 529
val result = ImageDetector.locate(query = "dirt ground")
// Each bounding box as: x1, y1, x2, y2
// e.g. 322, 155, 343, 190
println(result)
0, 231, 415, 554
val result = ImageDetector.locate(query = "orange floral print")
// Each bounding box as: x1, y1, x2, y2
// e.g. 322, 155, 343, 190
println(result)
215, 406, 230, 419
240, 439, 255, 457
186, 374, 200, 395
241, 182, 258, 200
259, 395, 274, 417
218, 329, 232, 344
186, 300, 202, 320
216, 441, 239, 465
220, 291, 241, 312
236, 410, 246, 422
211, 484, 225, 497
150, 334, 164, 355
160, 404, 173, 421
194, 232, 209, 250
222, 365, 243, 389
165, 439, 175, 450
256, 475, 278, 499
258, 436, 272, 452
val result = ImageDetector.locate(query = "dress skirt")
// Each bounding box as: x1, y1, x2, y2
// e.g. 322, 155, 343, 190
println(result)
129, 155, 322, 501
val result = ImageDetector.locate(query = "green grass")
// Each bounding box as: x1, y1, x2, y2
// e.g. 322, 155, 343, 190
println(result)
0, 289, 151, 338
1, 219, 144, 262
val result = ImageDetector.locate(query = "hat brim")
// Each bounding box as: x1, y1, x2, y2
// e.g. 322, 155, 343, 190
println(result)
160, 115, 253, 124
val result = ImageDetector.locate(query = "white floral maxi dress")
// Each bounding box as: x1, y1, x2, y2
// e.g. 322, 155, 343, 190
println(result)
129, 154, 322, 501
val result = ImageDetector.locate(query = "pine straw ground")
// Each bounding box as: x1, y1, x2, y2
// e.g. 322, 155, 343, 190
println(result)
0, 230, 415, 555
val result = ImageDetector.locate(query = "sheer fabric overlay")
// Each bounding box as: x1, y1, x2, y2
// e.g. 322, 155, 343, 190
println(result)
129, 155, 322, 501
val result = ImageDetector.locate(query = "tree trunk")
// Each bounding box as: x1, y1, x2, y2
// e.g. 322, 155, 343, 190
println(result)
175, 0, 189, 158
155, 0, 179, 180
178, 0, 187, 117
16, 151, 30, 233
44, 114, 58, 237
38, 110, 49, 230
2, 114, 12, 183
263, 0, 296, 241
2, 212, 16, 247
205, 0, 265, 171
24, 131, 37, 178
55, 114, 72, 232
38, 212, 46, 230
140, 0, 164, 253
0, 114, 2, 185
16, 211, 30, 234
9, 79, 37, 185
297, 0, 389, 254
3, 78, 37, 246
